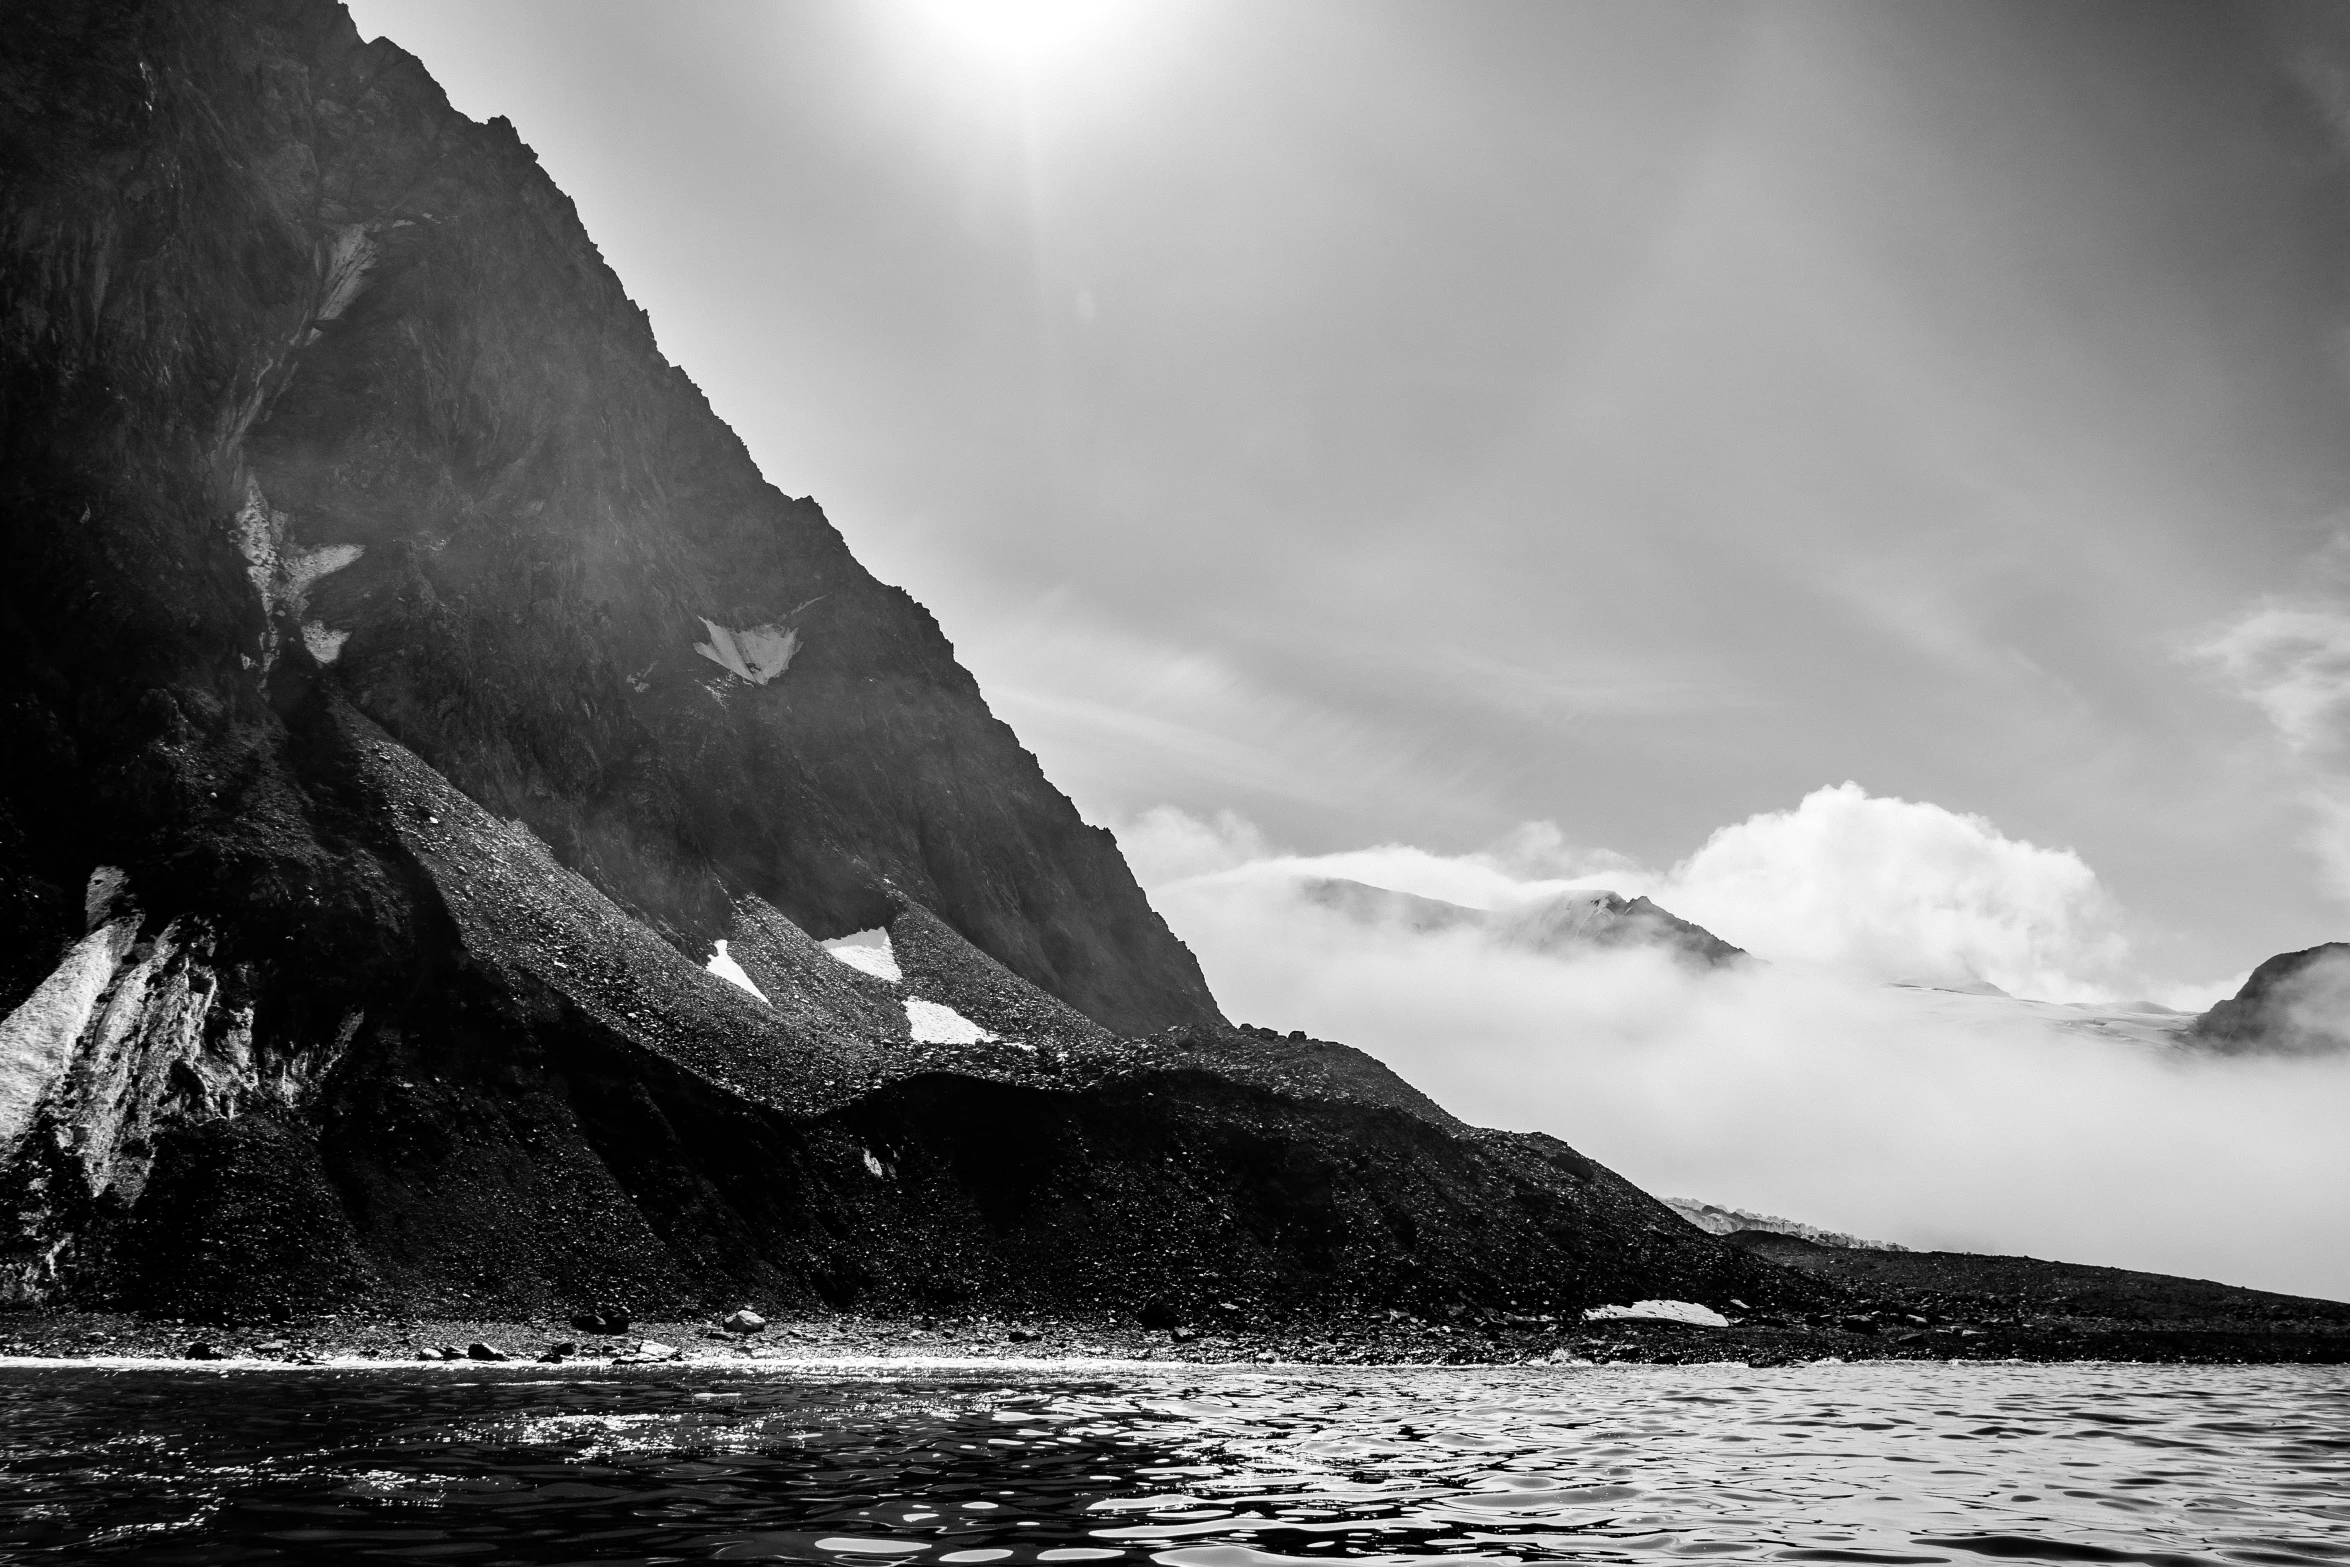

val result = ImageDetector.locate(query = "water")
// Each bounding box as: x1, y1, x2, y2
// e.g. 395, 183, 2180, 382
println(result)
0, 1361, 2343, 1564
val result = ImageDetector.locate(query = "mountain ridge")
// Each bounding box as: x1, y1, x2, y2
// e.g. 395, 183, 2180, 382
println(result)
2190, 942, 2350, 1055
1298, 877, 1747, 967
0, 0, 1807, 1326
0, 0, 1220, 1040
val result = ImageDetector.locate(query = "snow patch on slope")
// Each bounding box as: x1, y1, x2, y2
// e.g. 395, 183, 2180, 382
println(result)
1583, 1300, 1729, 1327
704, 939, 769, 1004
816, 930, 1000, 1043
904, 998, 997, 1045
285, 542, 363, 601
301, 621, 350, 664
694, 617, 800, 684
315, 225, 377, 321
232, 478, 363, 672
823, 931, 902, 984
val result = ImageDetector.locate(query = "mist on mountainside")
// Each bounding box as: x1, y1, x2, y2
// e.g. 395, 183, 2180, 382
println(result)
2194, 944, 2350, 1055
1121, 798, 2350, 1302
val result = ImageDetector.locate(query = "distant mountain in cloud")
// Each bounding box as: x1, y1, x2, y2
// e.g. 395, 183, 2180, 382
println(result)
2191, 944, 2350, 1056
1297, 878, 1748, 968
1294, 873, 2243, 1055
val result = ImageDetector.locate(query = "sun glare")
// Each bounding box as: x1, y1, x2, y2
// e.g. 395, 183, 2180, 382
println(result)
901, 0, 1136, 77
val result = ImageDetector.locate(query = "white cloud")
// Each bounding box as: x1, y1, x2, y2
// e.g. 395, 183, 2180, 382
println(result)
1130, 782, 2134, 1001
1648, 782, 2126, 1001
2197, 603, 2350, 753
1124, 792, 2350, 1299
2193, 542, 2350, 903
1116, 809, 1614, 915
1115, 805, 1271, 886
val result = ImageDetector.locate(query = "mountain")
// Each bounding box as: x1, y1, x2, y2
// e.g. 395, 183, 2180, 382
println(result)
0, 0, 1807, 1325
1299, 879, 1746, 967
2190, 943, 2350, 1055
1501, 889, 1746, 967
4, 1, 1218, 1042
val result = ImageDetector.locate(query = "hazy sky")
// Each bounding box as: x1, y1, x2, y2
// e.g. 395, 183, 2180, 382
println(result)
348, 0, 2350, 995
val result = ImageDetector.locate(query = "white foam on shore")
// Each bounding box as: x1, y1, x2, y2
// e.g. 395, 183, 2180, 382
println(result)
0, 1351, 1952, 1380
0, 1352, 1589, 1374
0, 1352, 1240, 1374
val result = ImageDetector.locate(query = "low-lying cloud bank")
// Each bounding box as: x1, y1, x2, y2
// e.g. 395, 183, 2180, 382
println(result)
1119, 787, 2350, 1302
1128, 784, 2176, 1003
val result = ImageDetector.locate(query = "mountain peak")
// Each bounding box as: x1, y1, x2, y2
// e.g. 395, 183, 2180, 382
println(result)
2191, 943, 2350, 1056
0, 0, 1793, 1325
1297, 878, 1747, 968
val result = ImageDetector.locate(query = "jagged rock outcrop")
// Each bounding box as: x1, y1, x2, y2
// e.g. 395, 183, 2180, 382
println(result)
2191, 943, 2350, 1056
0, 0, 1815, 1323
1301, 878, 1746, 968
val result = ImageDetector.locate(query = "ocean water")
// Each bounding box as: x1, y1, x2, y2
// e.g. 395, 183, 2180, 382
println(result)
0, 1361, 2343, 1564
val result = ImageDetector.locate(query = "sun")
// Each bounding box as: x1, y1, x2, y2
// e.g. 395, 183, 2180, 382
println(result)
901, 0, 1137, 78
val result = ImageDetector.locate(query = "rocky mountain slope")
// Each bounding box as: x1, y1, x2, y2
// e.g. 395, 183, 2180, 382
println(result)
1300, 878, 1746, 967
2191, 942, 2350, 1055
0, 0, 1816, 1326
3, 0, 1221, 1041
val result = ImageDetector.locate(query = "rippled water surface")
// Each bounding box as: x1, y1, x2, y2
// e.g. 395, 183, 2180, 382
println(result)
0, 1361, 2343, 1564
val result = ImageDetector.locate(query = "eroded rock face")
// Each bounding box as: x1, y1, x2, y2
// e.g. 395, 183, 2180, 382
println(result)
0, 0, 1811, 1325
1, 0, 1217, 1040
0, 875, 361, 1305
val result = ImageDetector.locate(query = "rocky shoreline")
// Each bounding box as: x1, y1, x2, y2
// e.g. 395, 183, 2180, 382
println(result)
2, 1303, 2343, 1369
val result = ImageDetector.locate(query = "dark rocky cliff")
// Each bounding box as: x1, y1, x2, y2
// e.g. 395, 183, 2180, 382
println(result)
0, 0, 1807, 1325
0, 0, 1218, 1038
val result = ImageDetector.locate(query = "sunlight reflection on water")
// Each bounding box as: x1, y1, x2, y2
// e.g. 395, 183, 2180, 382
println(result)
0, 1361, 2342, 1563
